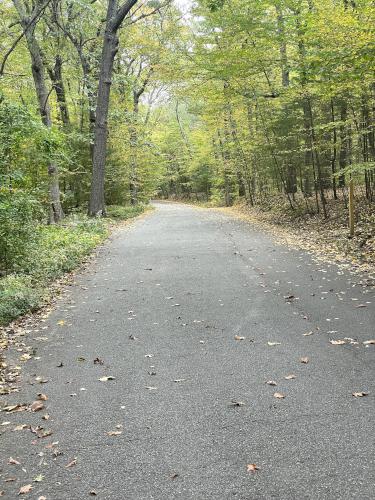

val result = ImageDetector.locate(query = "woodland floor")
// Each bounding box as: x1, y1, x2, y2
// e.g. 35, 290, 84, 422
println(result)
223, 195, 375, 282
0, 202, 375, 499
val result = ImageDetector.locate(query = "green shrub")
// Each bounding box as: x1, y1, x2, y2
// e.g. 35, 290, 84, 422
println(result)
0, 275, 44, 325
23, 216, 108, 281
0, 189, 43, 273
106, 204, 145, 220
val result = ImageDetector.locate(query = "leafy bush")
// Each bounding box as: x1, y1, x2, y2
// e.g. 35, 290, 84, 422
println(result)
0, 215, 108, 325
0, 189, 43, 273
0, 275, 44, 325
25, 216, 108, 281
106, 204, 146, 219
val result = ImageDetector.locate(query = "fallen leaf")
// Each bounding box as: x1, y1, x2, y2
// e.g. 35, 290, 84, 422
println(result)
57, 320, 66, 326
171, 473, 179, 479
65, 458, 77, 468
20, 354, 31, 362
38, 497, 47, 500
247, 463, 260, 472
30, 401, 44, 412
266, 380, 277, 386
234, 335, 245, 340
106, 431, 122, 436
94, 357, 104, 365
352, 392, 369, 398
37, 393, 48, 401
300, 357, 309, 364
4, 404, 27, 413
267, 342, 281, 346
363, 340, 375, 345
303, 331, 313, 336
355, 304, 367, 308
35, 377, 48, 384
8, 457, 20, 465
329, 340, 346, 345
229, 400, 245, 407
40, 430, 53, 438
57, 362, 64, 367
145, 354, 153, 358
284, 374, 296, 380
33, 474, 44, 482
89, 491, 98, 496
42, 414, 50, 420
18, 484, 32, 495
273, 392, 285, 399
98, 376, 115, 382
13, 424, 29, 431
145, 386, 157, 390
284, 295, 295, 301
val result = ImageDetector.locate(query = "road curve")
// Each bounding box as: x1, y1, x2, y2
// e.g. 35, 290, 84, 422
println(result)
1, 202, 375, 499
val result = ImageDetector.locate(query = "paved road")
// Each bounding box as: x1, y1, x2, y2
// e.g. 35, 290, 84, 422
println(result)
1, 202, 375, 499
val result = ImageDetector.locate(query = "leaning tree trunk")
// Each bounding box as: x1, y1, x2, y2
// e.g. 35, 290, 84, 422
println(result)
12, 0, 64, 223
88, 0, 138, 216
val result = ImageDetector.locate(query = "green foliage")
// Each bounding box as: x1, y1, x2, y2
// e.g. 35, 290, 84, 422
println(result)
0, 215, 108, 325
0, 275, 44, 326
0, 189, 43, 273
106, 204, 146, 220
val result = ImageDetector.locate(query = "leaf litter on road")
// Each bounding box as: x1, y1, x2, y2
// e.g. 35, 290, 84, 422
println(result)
266, 380, 277, 386
229, 400, 245, 407
273, 392, 285, 399
247, 464, 260, 472
18, 484, 32, 495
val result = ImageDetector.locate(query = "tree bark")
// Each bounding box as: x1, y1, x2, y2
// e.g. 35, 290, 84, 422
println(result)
48, 55, 70, 127
88, 0, 138, 216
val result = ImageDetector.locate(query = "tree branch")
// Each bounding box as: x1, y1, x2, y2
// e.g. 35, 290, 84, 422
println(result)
0, 0, 52, 77
111, 0, 139, 32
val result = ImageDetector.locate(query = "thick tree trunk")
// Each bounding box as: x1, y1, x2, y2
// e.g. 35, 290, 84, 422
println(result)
12, 0, 64, 223
88, 0, 138, 216
88, 19, 118, 215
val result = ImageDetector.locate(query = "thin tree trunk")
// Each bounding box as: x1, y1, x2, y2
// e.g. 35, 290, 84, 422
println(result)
48, 55, 70, 127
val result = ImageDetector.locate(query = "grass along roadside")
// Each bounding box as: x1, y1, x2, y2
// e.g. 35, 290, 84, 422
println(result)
0, 205, 150, 329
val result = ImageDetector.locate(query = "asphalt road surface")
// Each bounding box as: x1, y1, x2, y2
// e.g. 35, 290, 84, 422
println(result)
1, 202, 375, 499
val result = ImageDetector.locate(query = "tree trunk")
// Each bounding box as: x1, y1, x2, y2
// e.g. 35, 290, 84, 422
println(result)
48, 55, 70, 127
129, 92, 139, 205
12, 0, 64, 223
88, 0, 138, 216
89, 3, 119, 215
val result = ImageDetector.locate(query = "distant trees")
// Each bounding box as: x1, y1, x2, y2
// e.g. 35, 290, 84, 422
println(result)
0, 0, 374, 220
154, 0, 375, 214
